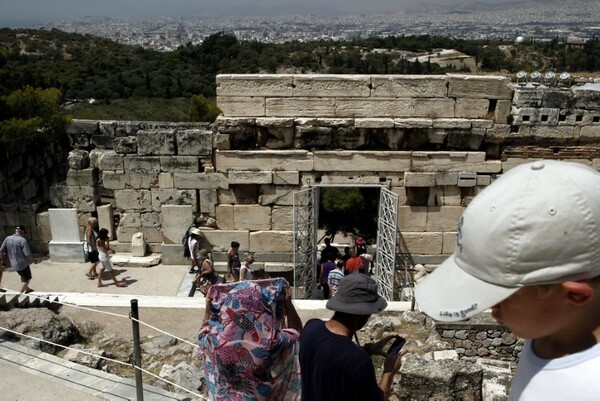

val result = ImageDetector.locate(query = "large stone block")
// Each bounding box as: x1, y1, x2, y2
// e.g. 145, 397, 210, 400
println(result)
49, 184, 99, 212
119, 212, 141, 227
200, 229, 250, 252
442, 232, 458, 254
215, 150, 314, 172
294, 126, 332, 148
432, 119, 472, 129
97, 204, 115, 239
233, 205, 271, 230
354, 118, 395, 129
426, 206, 464, 232
124, 173, 159, 189
113, 136, 138, 154
495, 100, 512, 124
158, 173, 174, 188
67, 119, 99, 135
216, 205, 234, 230
66, 168, 97, 186
257, 126, 294, 149
95, 150, 124, 171
114, 189, 152, 211
250, 231, 293, 252
117, 226, 163, 243
580, 126, 600, 142
266, 97, 336, 117
229, 171, 272, 184
273, 171, 300, 185
371, 75, 448, 98
293, 74, 371, 97
402, 232, 444, 254
175, 129, 213, 156
447, 128, 485, 150
529, 125, 575, 141
259, 185, 296, 206
173, 173, 229, 189
160, 156, 199, 173
404, 172, 436, 187
217, 96, 266, 117
335, 98, 412, 118
161, 204, 192, 244
161, 243, 188, 265
217, 74, 293, 96
141, 212, 160, 227
448, 75, 513, 100
455, 98, 489, 119
218, 186, 258, 204
436, 186, 462, 206
48, 208, 80, 242
394, 118, 434, 129
199, 189, 218, 214
123, 156, 160, 174
102, 171, 126, 190
412, 152, 501, 173
271, 206, 294, 230
313, 151, 412, 172
512, 107, 559, 126
150, 189, 197, 212
137, 129, 176, 156
398, 206, 428, 231
412, 98, 455, 118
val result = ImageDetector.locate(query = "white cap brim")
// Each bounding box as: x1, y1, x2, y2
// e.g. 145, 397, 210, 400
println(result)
415, 255, 519, 322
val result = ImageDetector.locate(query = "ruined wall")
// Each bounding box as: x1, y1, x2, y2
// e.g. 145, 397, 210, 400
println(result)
6, 74, 600, 268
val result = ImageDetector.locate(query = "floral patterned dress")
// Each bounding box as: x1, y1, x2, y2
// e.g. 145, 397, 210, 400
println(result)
198, 278, 301, 401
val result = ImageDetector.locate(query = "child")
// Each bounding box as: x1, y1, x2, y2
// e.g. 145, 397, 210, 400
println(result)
415, 160, 600, 400
96, 228, 127, 288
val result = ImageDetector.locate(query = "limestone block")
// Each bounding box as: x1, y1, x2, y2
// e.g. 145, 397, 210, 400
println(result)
512, 107, 559, 126
117, 226, 162, 243
435, 173, 459, 186
215, 133, 231, 150
98, 121, 117, 136
273, 171, 300, 185
572, 90, 600, 110
295, 126, 332, 148
447, 128, 485, 150
68, 149, 90, 170
199, 189, 217, 214
272, 206, 294, 230
97, 150, 124, 171
137, 129, 176, 156
255, 117, 294, 128
404, 172, 436, 187
141, 212, 160, 228
176, 129, 213, 156
455, 98, 489, 119
354, 118, 395, 129
218, 186, 258, 204
402, 232, 443, 254
391, 186, 408, 206
36, 211, 50, 227
484, 124, 511, 144
124, 173, 159, 189
512, 89, 543, 108
259, 186, 296, 206
200, 229, 250, 252
436, 186, 462, 206
398, 206, 428, 231
471, 119, 494, 129
66, 168, 97, 186
160, 156, 199, 173
113, 137, 137, 154
315, 118, 354, 127
335, 98, 412, 118
150, 189, 197, 212
266, 97, 335, 117
215, 150, 313, 172
333, 127, 366, 149
427, 129, 447, 144
97, 204, 115, 239
412, 152, 501, 173
229, 171, 272, 184
313, 151, 412, 172
124, 156, 160, 174
293, 75, 371, 97
371, 75, 448, 98
161, 205, 192, 244
317, 172, 401, 186
411, 98, 455, 118
91, 135, 114, 149
114, 189, 152, 211
447, 75, 513, 100
426, 206, 463, 232
131, 232, 147, 256
120, 212, 141, 227
494, 100, 512, 124
394, 118, 433, 129
68, 131, 90, 149
173, 173, 229, 189
158, 173, 174, 188
216, 74, 293, 96
233, 205, 271, 230
476, 175, 492, 186
432, 119, 472, 129
48, 208, 80, 242
67, 119, 99, 135
530, 126, 575, 141
442, 232, 458, 254
161, 243, 188, 265
48, 184, 99, 212
580, 126, 600, 142
217, 96, 266, 117
216, 205, 234, 230
250, 231, 293, 253
258, 125, 294, 149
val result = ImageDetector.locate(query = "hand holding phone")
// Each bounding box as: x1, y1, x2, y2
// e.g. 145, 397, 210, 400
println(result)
386, 336, 406, 355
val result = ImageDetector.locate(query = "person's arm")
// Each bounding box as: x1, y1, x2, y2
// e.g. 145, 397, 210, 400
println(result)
284, 283, 302, 333
239, 265, 247, 281
201, 260, 214, 277
379, 349, 408, 400
226, 251, 232, 275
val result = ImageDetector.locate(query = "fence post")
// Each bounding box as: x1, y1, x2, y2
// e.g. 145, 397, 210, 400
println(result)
130, 299, 144, 401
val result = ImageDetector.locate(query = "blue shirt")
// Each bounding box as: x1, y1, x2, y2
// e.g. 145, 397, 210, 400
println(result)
0, 234, 32, 271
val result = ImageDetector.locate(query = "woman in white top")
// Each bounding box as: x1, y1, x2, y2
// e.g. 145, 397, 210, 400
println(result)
239, 256, 255, 281
188, 228, 202, 273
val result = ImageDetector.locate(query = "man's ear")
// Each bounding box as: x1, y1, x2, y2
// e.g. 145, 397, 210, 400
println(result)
561, 281, 595, 305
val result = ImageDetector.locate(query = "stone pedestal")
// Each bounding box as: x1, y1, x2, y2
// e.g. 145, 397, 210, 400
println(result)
48, 208, 85, 263
161, 243, 189, 265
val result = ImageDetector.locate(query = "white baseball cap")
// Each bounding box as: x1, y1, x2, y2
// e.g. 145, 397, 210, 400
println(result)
415, 160, 600, 322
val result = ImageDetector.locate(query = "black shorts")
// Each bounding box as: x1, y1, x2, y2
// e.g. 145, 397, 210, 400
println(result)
88, 250, 99, 263
17, 266, 32, 282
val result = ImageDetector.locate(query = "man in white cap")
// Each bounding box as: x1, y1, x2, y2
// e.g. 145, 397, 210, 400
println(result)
415, 160, 600, 400
300, 273, 407, 401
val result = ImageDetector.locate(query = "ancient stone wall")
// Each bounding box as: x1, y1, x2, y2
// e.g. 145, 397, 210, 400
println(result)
4, 73, 600, 267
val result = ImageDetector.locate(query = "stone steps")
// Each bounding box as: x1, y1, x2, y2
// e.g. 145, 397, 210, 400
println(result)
0, 292, 61, 312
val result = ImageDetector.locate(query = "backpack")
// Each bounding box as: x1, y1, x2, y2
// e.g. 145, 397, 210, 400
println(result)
182, 228, 191, 259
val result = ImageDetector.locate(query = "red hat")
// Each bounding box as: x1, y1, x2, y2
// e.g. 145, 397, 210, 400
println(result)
355, 237, 366, 245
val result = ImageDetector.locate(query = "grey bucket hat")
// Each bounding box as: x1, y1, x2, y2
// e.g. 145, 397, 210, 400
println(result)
326, 273, 387, 315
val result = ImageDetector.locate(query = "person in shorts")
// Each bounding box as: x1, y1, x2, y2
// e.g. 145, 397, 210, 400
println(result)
96, 228, 126, 288
0, 225, 38, 293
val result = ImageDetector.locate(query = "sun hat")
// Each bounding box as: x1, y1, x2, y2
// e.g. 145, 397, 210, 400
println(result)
326, 273, 387, 315
415, 160, 600, 322
355, 236, 366, 245
191, 228, 202, 236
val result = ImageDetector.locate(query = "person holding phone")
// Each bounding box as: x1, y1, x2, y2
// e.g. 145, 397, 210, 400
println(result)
299, 273, 408, 401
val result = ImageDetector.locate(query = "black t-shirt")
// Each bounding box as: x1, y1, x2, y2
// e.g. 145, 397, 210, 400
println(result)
299, 319, 384, 401
321, 245, 338, 264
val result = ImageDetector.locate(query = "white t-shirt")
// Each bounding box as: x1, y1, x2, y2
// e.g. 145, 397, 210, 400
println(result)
509, 340, 600, 400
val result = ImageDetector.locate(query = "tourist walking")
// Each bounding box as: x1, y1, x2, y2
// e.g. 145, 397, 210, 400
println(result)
84, 217, 100, 280
318, 255, 336, 299
96, 228, 126, 288
188, 228, 203, 274
328, 260, 345, 297
0, 225, 38, 293
239, 255, 256, 281
227, 241, 241, 281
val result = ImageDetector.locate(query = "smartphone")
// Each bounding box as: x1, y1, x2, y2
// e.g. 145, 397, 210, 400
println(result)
386, 336, 406, 355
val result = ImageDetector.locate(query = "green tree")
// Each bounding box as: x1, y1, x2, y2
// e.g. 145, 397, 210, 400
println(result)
188, 94, 221, 122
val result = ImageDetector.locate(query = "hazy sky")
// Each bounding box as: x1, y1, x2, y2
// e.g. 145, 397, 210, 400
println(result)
1, 0, 474, 24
